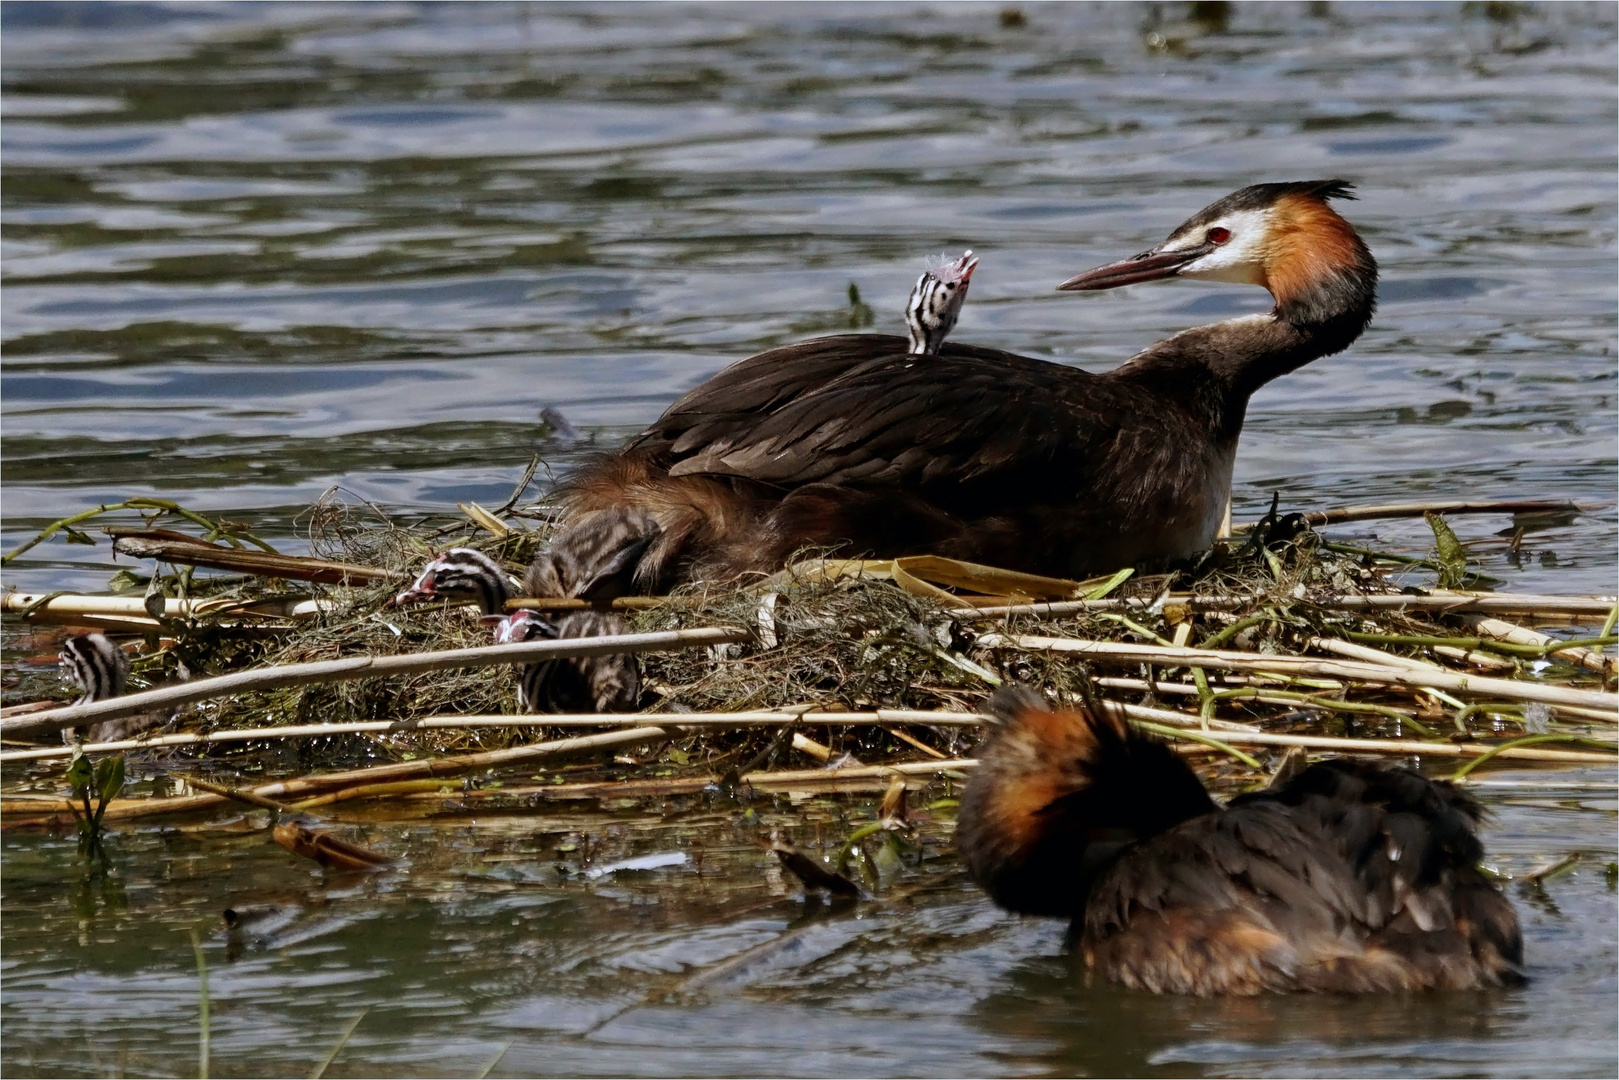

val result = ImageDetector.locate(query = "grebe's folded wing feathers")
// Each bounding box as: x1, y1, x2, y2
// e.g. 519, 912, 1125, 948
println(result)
662, 347, 1118, 489
638, 335, 906, 457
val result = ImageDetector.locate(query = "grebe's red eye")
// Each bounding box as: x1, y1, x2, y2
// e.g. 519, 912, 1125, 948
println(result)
1206, 227, 1231, 245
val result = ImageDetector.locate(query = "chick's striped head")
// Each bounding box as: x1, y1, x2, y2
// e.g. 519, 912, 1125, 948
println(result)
395, 548, 517, 616
59, 633, 130, 706
906, 249, 978, 355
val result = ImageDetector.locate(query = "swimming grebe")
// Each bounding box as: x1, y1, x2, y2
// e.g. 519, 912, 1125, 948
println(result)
524, 179, 1376, 601
955, 685, 1523, 995
906, 250, 978, 355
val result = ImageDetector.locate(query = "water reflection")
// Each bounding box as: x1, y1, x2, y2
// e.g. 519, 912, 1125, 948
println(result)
2, 769, 1613, 1077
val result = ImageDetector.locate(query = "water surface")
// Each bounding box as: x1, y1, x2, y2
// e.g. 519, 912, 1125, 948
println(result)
2, 3, 1616, 1077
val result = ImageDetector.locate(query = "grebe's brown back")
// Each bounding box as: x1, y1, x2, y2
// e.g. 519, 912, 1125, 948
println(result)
955, 686, 1523, 995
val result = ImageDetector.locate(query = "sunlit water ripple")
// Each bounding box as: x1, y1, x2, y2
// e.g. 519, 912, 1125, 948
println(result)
1, 3, 1614, 1077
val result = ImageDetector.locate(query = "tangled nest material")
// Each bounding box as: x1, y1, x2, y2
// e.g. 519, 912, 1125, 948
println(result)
5, 489, 1609, 779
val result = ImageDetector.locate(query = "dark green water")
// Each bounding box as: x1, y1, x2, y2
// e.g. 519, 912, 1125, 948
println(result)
1, 770, 1615, 1078
2, 3, 1616, 1076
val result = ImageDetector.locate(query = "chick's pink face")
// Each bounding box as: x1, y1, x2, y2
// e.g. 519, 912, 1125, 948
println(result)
923, 249, 978, 287
492, 609, 544, 643
394, 564, 441, 606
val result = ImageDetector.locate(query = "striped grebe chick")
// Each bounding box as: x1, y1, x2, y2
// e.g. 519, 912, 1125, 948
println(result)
397, 549, 638, 712
59, 632, 163, 745
955, 686, 1524, 995
906, 249, 978, 355
492, 608, 638, 714
395, 548, 517, 615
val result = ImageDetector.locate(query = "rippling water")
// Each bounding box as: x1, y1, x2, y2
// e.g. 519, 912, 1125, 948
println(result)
0, 770, 1615, 1079
3, 1, 1616, 595
2, 3, 1616, 1076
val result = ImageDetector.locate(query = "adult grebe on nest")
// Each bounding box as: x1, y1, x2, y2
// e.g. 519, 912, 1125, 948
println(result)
404, 181, 1375, 710
956, 685, 1524, 995
525, 180, 1375, 602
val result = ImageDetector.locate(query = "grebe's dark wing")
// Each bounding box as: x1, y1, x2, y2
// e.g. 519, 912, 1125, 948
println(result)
654, 344, 1124, 491
1083, 762, 1523, 995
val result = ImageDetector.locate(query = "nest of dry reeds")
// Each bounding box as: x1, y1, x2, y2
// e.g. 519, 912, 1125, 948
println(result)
2, 488, 1613, 783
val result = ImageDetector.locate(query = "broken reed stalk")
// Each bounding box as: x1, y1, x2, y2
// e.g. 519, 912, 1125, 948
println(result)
1457, 614, 1616, 676
0, 710, 984, 763
1226, 499, 1584, 531
7, 588, 1609, 629
964, 592, 1617, 622
110, 532, 389, 585
10, 727, 1611, 822
2, 723, 730, 825
0, 626, 751, 741
2, 497, 281, 566
975, 633, 1619, 713
0, 591, 326, 629
1300, 640, 1612, 722
0, 700, 1259, 764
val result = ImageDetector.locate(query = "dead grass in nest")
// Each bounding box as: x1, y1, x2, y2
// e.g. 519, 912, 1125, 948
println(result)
13, 492, 1605, 777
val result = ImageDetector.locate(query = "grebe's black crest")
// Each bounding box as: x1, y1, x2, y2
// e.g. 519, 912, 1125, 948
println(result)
956, 686, 1523, 996
514, 182, 1378, 711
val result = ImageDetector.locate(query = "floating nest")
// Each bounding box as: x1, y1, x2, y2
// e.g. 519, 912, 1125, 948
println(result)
2, 489, 1611, 781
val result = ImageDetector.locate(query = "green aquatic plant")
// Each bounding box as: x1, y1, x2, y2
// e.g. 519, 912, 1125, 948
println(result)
64, 750, 124, 863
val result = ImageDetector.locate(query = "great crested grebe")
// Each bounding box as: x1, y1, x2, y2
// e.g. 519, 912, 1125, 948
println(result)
956, 686, 1523, 995
906, 250, 978, 355
523, 179, 1376, 604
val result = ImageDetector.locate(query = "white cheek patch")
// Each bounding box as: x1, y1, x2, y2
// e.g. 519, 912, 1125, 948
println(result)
1174, 207, 1272, 286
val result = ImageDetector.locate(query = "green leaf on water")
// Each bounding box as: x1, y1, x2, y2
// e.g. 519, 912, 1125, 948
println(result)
95, 755, 125, 806
1425, 511, 1468, 589
66, 749, 93, 798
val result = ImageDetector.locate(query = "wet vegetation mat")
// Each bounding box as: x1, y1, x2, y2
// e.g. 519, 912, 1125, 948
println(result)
1, 489, 1612, 843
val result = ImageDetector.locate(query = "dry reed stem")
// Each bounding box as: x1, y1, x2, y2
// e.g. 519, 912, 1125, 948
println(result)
1307, 636, 1448, 672
1229, 499, 1584, 529
0, 701, 1257, 763
1, 591, 327, 628
1459, 614, 1615, 676
977, 633, 1619, 712
0, 710, 981, 763
2, 723, 727, 824
11, 727, 1607, 821
110, 532, 389, 585
964, 592, 1615, 622
1, 627, 750, 740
